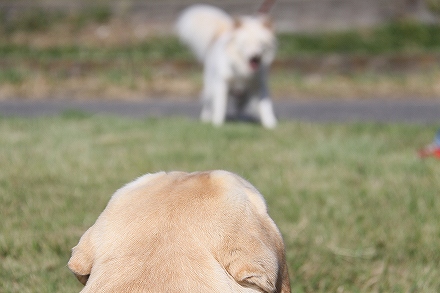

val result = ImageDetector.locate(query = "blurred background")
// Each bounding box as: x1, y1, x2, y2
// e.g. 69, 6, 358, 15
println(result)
1, 0, 440, 100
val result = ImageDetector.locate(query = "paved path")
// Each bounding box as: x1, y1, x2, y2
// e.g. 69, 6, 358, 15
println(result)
0, 99, 439, 124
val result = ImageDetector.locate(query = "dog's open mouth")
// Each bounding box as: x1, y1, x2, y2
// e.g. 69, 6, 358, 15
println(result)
249, 55, 261, 71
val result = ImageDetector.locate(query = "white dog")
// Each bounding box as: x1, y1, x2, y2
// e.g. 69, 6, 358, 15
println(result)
68, 170, 291, 292
176, 5, 278, 128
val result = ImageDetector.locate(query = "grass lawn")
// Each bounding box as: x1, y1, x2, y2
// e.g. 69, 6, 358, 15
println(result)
1, 18, 440, 100
0, 114, 439, 292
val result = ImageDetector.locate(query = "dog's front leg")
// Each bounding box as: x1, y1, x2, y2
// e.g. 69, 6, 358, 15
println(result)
257, 69, 277, 129
211, 81, 229, 126
258, 98, 277, 129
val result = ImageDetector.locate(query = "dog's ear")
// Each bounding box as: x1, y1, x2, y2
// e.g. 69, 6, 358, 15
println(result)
221, 238, 278, 292
260, 14, 274, 30
68, 227, 95, 285
233, 17, 242, 29
218, 224, 290, 293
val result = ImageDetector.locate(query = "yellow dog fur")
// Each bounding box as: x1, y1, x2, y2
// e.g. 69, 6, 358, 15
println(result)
68, 170, 290, 292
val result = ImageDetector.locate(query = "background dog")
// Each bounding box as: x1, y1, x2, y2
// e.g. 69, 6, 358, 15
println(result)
176, 5, 278, 128
68, 170, 290, 292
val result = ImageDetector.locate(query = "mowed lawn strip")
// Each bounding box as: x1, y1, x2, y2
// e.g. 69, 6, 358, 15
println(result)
2, 21, 440, 99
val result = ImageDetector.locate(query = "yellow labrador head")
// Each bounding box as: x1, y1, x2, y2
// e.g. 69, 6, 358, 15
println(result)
68, 170, 290, 292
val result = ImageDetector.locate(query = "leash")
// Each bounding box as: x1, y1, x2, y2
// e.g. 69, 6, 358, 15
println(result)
257, 0, 277, 14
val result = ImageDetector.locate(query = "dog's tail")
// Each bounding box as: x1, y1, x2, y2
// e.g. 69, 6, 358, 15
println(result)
175, 5, 233, 62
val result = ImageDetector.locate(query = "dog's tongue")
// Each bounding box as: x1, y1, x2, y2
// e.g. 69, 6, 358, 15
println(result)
249, 56, 261, 70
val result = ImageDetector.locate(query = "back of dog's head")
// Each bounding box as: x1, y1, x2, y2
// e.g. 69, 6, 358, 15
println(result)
68, 170, 290, 292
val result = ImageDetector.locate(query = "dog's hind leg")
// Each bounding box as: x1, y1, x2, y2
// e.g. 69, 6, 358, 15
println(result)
211, 82, 229, 126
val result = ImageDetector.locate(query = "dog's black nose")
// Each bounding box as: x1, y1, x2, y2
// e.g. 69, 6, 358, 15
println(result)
249, 55, 261, 70
250, 55, 261, 64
